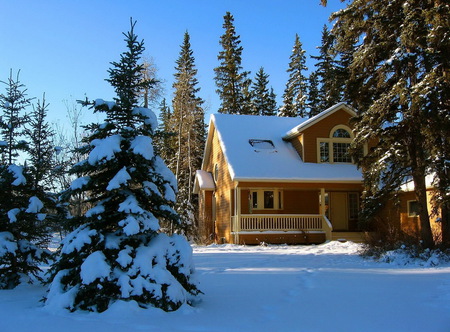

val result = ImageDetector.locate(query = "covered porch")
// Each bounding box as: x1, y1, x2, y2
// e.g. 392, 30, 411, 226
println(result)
230, 182, 363, 245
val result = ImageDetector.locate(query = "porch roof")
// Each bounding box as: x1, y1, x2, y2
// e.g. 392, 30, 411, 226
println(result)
211, 112, 363, 183
193, 170, 215, 193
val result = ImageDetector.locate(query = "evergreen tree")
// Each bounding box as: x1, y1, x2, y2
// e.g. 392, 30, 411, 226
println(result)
267, 87, 278, 117
25, 94, 56, 192
153, 98, 175, 164
331, 0, 450, 248
311, 25, 343, 111
45, 20, 200, 312
251, 67, 276, 116
0, 71, 50, 289
214, 12, 250, 114
170, 31, 206, 239
307, 71, 321, 117
279, 34, 308, 117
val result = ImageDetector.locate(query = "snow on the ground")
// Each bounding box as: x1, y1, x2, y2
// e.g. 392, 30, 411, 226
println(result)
1, 241, 449, 332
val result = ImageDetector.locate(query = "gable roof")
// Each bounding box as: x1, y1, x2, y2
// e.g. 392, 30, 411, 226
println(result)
283, 102, 357, 140
205, 104, 362, 183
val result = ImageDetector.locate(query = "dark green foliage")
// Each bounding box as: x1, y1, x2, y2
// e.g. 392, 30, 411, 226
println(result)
214, 12, 251, 114
307, 72, 321, 117
46, 20, 200, 312
0, 72, 51, 289
310, 25, 343, 113
331, 0, 450, 248
280, 34, 308, 117
250, 67, 277, 116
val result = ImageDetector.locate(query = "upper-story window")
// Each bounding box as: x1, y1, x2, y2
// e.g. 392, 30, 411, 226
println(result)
318, 125, 353, 163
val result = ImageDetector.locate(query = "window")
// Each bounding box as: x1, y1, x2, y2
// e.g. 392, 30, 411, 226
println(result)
214, 164, 219, 182
333, 128, 351, 138
348, 193, 359, 220
408, 200, 419, 217
320, 142, 329, 162
251, 189, 282, 210
264, 191, 274, 209
317, 125, 353, 163
333, 142, 352, 163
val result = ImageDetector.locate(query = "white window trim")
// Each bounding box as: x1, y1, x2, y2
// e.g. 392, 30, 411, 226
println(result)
317, 125, 354, 164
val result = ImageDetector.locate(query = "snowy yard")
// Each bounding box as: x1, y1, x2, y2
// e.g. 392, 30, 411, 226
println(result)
1, 241, 450, 332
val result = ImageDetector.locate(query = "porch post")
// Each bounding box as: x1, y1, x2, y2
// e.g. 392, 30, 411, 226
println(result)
235, 183, 241, 244
320, 188, 326, 216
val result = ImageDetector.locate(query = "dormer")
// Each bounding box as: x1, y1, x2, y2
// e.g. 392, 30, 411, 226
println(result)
283, 102, 357, 164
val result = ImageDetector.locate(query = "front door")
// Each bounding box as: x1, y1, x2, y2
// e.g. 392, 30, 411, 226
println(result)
330, 192, 348, 231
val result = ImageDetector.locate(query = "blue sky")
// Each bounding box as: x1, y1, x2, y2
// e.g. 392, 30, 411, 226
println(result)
1, 0, 346, 129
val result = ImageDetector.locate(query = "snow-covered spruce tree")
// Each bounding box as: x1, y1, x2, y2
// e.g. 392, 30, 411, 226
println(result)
279, 34, 308, 118
330, 0, 450, 248
25, 94, 62, 238
170, 31, 206, 239
0, 71, 50, 289
45, 21, 200, 312
214, 12, 251, 114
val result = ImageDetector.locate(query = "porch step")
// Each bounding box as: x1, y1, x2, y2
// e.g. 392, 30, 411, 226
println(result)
331, 232, 365, 243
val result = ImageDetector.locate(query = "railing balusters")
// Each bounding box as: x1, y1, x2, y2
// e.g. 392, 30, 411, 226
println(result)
237, 214, 325, 232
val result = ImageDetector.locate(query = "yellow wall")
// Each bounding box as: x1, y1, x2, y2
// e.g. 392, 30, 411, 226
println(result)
203, 128, 235, 243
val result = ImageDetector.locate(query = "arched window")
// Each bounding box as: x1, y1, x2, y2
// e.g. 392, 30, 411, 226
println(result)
332, 128, 351, 138
318, 125, 353, 163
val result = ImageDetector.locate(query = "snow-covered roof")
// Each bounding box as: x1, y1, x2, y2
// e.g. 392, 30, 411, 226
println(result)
194, 170, 215, 193
209, 112, 362, 183
283, 102, 357, 140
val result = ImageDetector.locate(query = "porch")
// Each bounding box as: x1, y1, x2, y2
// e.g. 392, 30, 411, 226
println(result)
231, 214, 333, 245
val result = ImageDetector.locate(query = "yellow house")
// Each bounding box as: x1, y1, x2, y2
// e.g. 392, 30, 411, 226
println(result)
194, 102, 368, 245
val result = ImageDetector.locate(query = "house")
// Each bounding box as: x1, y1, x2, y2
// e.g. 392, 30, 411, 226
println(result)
194, 102, 369, 245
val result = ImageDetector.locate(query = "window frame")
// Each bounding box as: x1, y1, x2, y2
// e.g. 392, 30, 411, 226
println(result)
317, 125, 354, 164
250, 189, 283, 211
407, 200, 420, 217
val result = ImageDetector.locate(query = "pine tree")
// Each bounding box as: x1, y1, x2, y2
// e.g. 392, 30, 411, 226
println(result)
171, 31, 206, 239
0, 71, 50, 289
279, 34, 308, 117
331, 0, 450, 248
214, 12, 250, 114
307, 71, 321, 117
46, 20, 200, 312
311, 25, 342, 111
251, 67, 277, 116
153, 98, 175, 164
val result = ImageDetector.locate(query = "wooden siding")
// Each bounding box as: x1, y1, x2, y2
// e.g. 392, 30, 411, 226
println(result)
198, 190, 214, 242
300, 108, 354, 163
203, 128, 235, 243
290, 134, 304, 160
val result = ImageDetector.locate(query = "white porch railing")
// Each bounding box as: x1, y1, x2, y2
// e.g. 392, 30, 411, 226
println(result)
232, 214, 333, 241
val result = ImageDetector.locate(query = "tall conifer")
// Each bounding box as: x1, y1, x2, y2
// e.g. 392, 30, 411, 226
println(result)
214, 12, 250, 114
251, 67, 277, 116
331, 0, 450, 248
171, 31, 206, 238
279, 34, 308, 117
